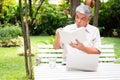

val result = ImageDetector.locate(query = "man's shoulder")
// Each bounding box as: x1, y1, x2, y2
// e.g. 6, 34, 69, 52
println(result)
86, 24, 99, 32
63, 24, 76, 30
87, 24, 99, 30
65, 24, 76, 27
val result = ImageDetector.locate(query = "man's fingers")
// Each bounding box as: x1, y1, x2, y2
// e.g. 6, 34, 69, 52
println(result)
70, 42, 77, 48
76, 39, 81, 44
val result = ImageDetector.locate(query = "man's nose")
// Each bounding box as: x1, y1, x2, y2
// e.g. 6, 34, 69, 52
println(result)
78, 18, 81, 22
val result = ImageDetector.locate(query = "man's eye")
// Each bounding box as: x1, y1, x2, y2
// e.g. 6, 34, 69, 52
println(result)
76, 15, 79, 19
82, 17, 86, 20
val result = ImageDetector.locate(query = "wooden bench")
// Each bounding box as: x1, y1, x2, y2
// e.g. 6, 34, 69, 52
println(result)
36, 44, 115, 64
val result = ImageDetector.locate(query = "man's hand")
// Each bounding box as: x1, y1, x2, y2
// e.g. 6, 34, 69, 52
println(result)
69, 39, 85, 50
69, 39, 100, 54
56, 27, 63, 35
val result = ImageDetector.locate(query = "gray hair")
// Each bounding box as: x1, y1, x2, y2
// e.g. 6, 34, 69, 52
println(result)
76, 4, 92, 17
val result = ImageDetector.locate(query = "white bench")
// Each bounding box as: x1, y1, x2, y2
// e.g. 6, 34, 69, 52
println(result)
36, 44, 115, 64
34, 44, 120, 80
34, 64, 120, 80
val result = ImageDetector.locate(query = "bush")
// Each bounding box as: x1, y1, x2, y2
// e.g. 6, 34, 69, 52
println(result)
30, 1, 73, 35
0, 24, 23, 47
0, 36, 23, 47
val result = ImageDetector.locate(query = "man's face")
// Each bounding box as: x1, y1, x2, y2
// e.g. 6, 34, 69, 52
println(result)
75, 12, 90, 27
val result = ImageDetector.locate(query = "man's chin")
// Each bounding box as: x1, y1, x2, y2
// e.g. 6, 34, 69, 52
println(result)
77, 25, 82, 28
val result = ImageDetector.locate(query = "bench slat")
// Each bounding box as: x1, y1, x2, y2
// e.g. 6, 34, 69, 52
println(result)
41, 58, 62, 62
38, 54, 114, 58
38, 49, 114, 53
101, 45, 114, 48
40, 58, 115, 63
38, 54, 62, 57
100, 54, 114, 57
99, 58, 115, 62
38, 49, 63, 53
38, 44, 114, 48
101, 49, 114, 53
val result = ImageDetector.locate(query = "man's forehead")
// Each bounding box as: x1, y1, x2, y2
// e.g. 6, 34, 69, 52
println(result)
76, 12, 87, 17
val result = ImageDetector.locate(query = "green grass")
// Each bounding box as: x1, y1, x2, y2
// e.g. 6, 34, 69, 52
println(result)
30, 36, 54, 46
0, 47, 29, 80
0, 36, 120, 79
101, 37, 120, 58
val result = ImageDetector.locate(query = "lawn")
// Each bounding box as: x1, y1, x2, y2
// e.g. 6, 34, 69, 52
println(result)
0, 36, 120, 79
101, 37, 120, 58
0, 47, 29, 80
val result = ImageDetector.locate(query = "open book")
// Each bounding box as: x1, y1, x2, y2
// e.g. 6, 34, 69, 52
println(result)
59, 27, 87, 44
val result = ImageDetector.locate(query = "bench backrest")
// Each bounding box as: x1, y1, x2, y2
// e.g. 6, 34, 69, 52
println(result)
37, 44, 115, 63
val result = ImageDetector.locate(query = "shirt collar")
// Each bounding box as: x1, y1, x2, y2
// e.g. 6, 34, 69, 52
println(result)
75, 23, 91, 33
85, 24, 91, 33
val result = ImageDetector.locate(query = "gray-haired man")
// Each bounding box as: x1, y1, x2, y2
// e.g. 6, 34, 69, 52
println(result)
53, 4, 101, 65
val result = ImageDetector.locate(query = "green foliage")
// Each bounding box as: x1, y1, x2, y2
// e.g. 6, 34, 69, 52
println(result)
110, 0, 120, 16
2, 0, 17, 6
0, 24, 23, 47
57, 0, 70, 11
1, 0, 73, 36
99, 0, 120, 37
30, 1, 73, 35
40, 13, 73, 35
0, 24, 22, 40
0, 0, 19, 25
0, 36, 23, 47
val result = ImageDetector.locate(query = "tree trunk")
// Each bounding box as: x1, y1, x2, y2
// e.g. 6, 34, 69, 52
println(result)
0, 0, 2, 24
29, 0, 32, 18
19, 0, 29, 77
31, 0, 44, 24
70, 0, 80, 20
93, 0, 100, 27
25, 0, 33, 79
0, 0, 2, 13
19, 0, 33, 79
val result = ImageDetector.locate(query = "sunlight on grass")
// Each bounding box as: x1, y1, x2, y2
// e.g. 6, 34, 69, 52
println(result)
30, 36, 55, 46
101, 37, 120, 58
0, 47, 29, 80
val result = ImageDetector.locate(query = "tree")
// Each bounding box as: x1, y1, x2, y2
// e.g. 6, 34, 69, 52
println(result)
70, 0, 80, 20
93, 0, 100, 27
0, 0, 2, 13
0, 0, 18, 24
0, 0, 2, 24
28, 0, 32, 18
98, 0, 120, 37
31, 0, 44, 24
19, 0, 33, 79
110, 0, 120, 29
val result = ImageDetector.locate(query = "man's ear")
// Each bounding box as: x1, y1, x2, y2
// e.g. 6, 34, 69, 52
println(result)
89, 17, 91, 21
87, 17, 91, 23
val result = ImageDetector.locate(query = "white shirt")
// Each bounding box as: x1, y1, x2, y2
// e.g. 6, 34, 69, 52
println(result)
61, 23, 101, 55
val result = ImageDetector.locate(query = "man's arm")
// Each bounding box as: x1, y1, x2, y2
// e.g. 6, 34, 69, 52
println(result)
53, 28, 62, 49
70, 40, 101, 54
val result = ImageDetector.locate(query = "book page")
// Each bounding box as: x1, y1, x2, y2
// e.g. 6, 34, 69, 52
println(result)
59, 27, 87, 44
